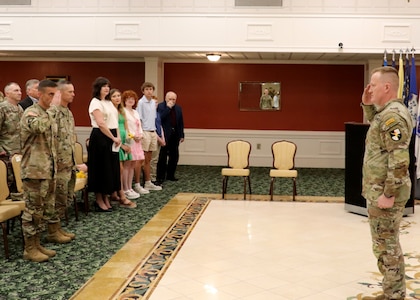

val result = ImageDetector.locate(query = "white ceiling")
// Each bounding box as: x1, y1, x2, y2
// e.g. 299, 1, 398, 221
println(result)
0, 50, 382, 63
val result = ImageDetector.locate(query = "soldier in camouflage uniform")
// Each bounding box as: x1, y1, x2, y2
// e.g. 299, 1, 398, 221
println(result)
48, 80, 76, 241
361, 67, 412, 300
20, 79, 68, 262
0, 82, 23, 193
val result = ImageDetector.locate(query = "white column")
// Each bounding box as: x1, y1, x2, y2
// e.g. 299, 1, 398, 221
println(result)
144, 57, 164, 102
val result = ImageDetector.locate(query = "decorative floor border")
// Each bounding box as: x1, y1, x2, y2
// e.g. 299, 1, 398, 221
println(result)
116, 196, 211, 300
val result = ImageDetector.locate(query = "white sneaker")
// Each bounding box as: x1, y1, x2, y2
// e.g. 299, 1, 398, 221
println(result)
124, 190, 140, 200
138, 186, 150, 194
133, 184, 150, 194
129, 189, 140, 198
144, 182, 162, 191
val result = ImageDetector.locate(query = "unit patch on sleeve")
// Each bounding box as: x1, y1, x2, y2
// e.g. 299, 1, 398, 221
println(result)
390, 128, 402, 141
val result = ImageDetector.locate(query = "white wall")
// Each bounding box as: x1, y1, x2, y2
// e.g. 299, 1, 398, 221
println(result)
75, 127, 345, 168
0, 0, 419, 14
0, 1, 419, 56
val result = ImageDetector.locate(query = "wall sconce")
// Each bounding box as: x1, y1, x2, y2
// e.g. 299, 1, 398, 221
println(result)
206, 53, 221, 62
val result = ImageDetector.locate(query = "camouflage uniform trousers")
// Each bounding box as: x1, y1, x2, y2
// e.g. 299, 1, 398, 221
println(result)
21, 178, 59, 237
55, 169, 75, 220
367, 198, 408, 299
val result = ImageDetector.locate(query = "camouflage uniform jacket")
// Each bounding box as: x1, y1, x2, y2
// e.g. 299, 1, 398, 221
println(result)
49, 105, 76, 172
362, 99, 412, 203
0, 100, 23, 155
20, 103, 58, 179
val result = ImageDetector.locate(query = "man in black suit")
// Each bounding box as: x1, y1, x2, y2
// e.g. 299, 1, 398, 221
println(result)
156, 91, 184, 183
18, 79, 39, 110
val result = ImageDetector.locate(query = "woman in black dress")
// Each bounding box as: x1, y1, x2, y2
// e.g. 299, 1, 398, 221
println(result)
87, 77, 121, 212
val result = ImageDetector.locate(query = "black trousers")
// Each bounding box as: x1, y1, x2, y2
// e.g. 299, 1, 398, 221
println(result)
157, 132, 180, 181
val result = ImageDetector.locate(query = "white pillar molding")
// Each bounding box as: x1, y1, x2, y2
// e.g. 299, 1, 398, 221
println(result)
144, 57, 164, 101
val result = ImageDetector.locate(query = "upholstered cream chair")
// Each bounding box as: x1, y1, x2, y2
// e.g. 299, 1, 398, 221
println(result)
0, 160, 23, 259
269, 140, 298, 201
221, 140, 252, 199
0, 154, 26, 212
73, 175, 88, 221
74, 141, 89, 219
75, 141, 84, 165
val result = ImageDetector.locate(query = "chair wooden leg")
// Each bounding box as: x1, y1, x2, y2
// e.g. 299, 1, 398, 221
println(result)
83, 189, 89, 216
73, 195, 79, 221
64, 208, 69, 225
292, 178, 297, 201
247, 176, 252, 195
269, 177, 275, 201
243, 177, 247, 200
7, 219, 12, 234
1, 222, 9, 259
222, 176, 226, 199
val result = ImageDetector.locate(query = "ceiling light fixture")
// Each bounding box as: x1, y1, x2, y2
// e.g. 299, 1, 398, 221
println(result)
206, 53, 221, 62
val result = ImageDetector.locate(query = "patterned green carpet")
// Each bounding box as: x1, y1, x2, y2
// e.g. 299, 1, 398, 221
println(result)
0, 166, 344, 300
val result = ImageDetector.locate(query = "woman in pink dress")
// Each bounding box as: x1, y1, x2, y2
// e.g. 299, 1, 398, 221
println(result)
122, 90, 149, 196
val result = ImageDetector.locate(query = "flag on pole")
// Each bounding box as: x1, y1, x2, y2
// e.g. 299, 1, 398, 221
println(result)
403, 51, 410, 107
408, 54, 418, 129
392, 50, 396, 69
409, 53, 420, 179
383, 50, 388, 66
397, 52, 404, 99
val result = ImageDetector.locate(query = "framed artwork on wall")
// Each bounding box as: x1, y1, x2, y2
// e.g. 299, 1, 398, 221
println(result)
239, 81, 281, 111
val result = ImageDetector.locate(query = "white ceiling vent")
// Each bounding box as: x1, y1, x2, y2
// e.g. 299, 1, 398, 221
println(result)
235, 0, 282, 6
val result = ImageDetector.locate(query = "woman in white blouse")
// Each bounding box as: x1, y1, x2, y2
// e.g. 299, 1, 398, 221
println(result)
87, 77, 121, 212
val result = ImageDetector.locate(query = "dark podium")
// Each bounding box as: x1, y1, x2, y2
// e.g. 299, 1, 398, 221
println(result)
344, 122, 415, 216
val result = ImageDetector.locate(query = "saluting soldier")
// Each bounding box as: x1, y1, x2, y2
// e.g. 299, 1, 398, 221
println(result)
20, 79, 70, 263
361, 66, 412, 300
48, 80, 77, 241
0, 82, 23, 193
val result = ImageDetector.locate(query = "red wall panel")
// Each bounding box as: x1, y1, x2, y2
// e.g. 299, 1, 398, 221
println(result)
1, 61, 406, 132
0, 61, 145, 126
164, 63, 365, 131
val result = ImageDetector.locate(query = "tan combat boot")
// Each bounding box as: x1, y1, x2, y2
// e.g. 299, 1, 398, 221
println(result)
35, 234, 56, 257
58, 227, 75, 240
45, 223, 72, 244
23, 235, 49, 262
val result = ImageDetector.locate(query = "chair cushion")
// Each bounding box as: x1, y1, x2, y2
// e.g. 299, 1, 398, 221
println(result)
222, 168, 250, 176
270, 169, 298, 178
0, 205, 21, 222
0, 200, 25, 211
74, 177, 87, 192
